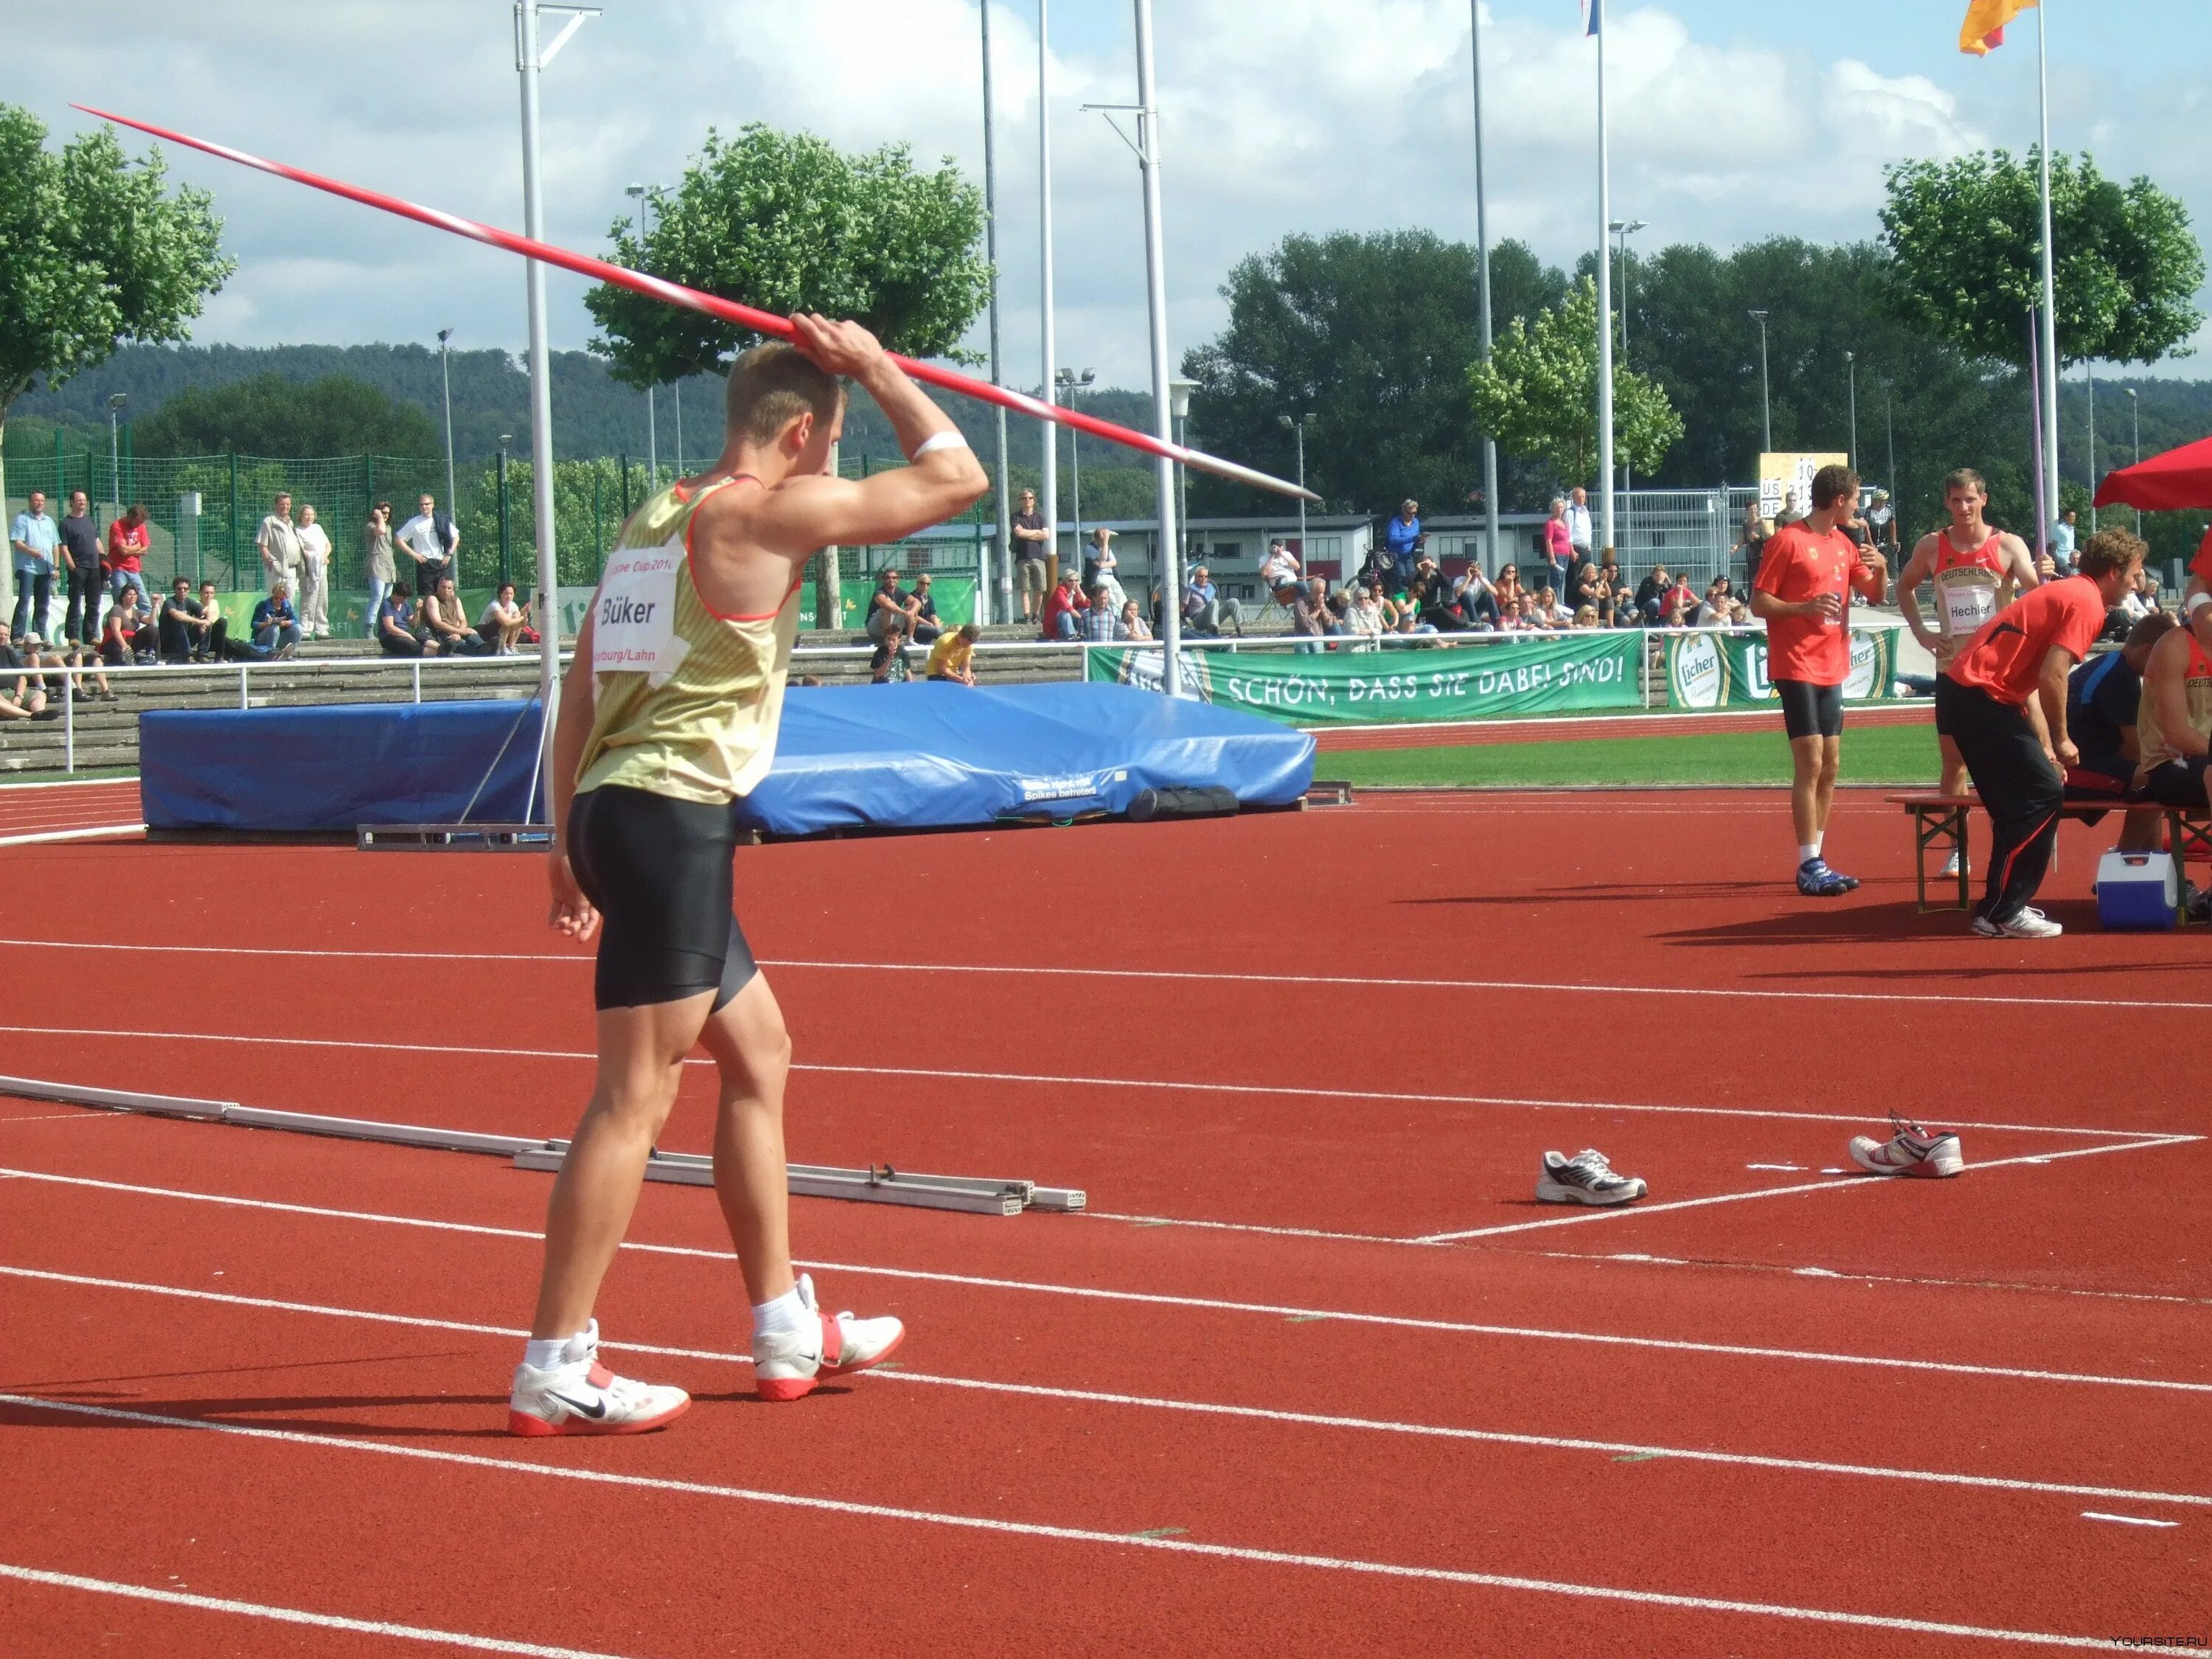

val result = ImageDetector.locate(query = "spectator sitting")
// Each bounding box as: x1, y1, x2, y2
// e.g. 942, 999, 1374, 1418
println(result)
1635, 565, 1671, 625
477, 582, 528, 654
869, 613, 912, 683
1573, 605, 1601, 628
1573, 557, 1609, 616
2066, 612, 2172, 837
1385, 501, 1423, 591
866, 566, 919, 641
1344, 580, 1386, 647
1040, 569, 1088, 640
1694, 576, 1736, 627
156, 577, 208, 664
1660, 572, 1700, 627
908, 573, 945, 644
251, 583, 305, 658
1388, 591, 1439, 639
100, 586, 156, 666
925, 622, 981, 684
1506, 592, 1538, 630
1290, 575, 1338, 652
1082, 585, 1127, 641
1259, 539, 1303, 606
1183, 564, 1239, 636
418, 576, 479, 655
1081, 526, 1127, 610
1418, 573, 1470, 633
378, 582, 424, 656
192, 581, 232, 661
1120, 599, 1153, 641
1455, 563, 1501, 630
1492, 563, 1523, 616
0, 624, 52, 719
1531, 585, 1573, 629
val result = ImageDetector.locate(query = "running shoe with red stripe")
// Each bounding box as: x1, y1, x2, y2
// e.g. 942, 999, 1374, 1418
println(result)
1848, 1115, 1964, 1178
508, 1321, 690, 1436
754, 1273, 905, 1402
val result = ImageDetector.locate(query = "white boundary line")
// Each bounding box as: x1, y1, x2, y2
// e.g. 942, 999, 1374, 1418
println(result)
5, 1166, 2208, 1395
6, 1262, 2205, 1515
0, 776, 139, 792
0, 1392, 2138, 1650
0, 1562, 630, 1658
0, 824, 145, 849
1, 936, 2208, 1015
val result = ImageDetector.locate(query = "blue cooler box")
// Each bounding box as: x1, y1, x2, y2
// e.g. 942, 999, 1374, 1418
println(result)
2096, 850, 2177, 931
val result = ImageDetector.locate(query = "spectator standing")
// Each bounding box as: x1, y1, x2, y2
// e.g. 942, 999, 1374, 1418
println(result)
1542, 498, 1574, 592
10, 489, 59, 643
1040, 568, 1088, 640
58, 490, 105, 647
1009, 487, 1050, 622
869, 613, 912, 682
926, 622, 981, 684
105, 503, 152, 619
1735, 503, 1771, 588
419, 575, 477, 654
908, 573, 944, 644
2051, 508, 2077, 574
396, 493, 459, 595
257, 493, 302, 594
364, 501, 397, 636
294, 504, 331, 639
1565, 486, 1594, 561
1866, 489, 1899, 557
251, 582, 304, 658
1385, 501, 1423, 591
377, 582, 423, 656
478, 581, 528, 654
865, 566, 919, 641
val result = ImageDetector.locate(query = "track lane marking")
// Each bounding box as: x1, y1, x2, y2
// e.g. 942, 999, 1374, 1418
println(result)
0, 824, 145, 848
4, 1168, 2209, 1395
0, 1562, 634, 1658
1, 936, 2206, 1015
3, 1263, 2205, 1513
0, 1393, 2141, 1649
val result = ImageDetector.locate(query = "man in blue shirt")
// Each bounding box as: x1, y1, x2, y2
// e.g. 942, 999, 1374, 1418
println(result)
2051, 509, 2078, 575
10, 490, 60, 643
1385, 499, 1422, 592
1182, 563, 1237, 636
251, 582, 304, 658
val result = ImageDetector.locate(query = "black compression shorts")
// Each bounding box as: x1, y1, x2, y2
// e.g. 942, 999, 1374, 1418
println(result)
567, 784, 757, 1012
1773, 678, 1844, 741
2138, 756, 2212, 811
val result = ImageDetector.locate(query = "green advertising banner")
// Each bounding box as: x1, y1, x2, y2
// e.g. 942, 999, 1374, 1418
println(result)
1665, 625, 1899, 710
1086, 631, 1642, 726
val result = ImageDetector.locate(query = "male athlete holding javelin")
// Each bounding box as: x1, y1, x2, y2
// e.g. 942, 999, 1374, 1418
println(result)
1750, 463, 1888, 896
509, 316, 988, 1435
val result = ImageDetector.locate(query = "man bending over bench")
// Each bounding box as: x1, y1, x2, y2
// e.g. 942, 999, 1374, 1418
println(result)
1936, 528, 2146, 939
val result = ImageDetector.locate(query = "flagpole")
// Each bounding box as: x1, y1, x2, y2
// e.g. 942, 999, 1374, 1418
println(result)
2035, 1, 2061, 555
1592, 6, 1616, 560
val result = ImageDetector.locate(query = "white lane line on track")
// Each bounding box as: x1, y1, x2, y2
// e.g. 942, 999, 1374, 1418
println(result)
0, 1393, 2140, 1650
1, 936, 2205, 1015
5, 1262, 2206, 1515
0, 1562, 633, 1658
1412, 1137, 2205, 1243
5, 1168, 2209, 1396
2079, 1514, 2181, 1528
0, 1019, 2180, 1142
0, 824, 144, 849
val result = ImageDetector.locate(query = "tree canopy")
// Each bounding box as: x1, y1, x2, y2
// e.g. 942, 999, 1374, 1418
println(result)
136, 372, 439, 457
1467, 277, 1682, 487
1880, 148, 2204, 369
584, 123, 992, 388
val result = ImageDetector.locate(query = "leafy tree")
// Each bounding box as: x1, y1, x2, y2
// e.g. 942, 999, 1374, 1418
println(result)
1880, 149, 2204, 368
1467, 277, 1683, 488
1182, 230, 1568, 518
0, 105, 231, 603
136, 372, 438, 456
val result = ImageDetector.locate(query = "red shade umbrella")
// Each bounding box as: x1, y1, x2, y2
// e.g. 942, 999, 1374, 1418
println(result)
2094, 433, 2212, 512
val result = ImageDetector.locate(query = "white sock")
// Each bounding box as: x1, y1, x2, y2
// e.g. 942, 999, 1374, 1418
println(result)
753, 1286, 810, 1340
1812, 832, 1824, 858
522, 1319, 596, 1372
1798, 844, 1820, 865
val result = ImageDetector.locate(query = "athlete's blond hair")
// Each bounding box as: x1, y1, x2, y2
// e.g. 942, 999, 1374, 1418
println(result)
724, 341, 845, 444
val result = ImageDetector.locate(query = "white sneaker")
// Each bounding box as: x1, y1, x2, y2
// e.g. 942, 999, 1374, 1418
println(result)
1971, 906, 2062, 939
1848, 1116, 1964, 1178
1938, 849, 1967, 879
754, 1273, 905, 1402
1534, 1147, 1647, 1206
508, 1321, 690, 1436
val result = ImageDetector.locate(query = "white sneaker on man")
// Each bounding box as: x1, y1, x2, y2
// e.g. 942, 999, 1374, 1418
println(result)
754, 1273, 905, 1402
508, 1321, 689, 1436
1848, 1117, 1964, 1178
1971, 905, 2062, 939
1938, 849, 1968, 879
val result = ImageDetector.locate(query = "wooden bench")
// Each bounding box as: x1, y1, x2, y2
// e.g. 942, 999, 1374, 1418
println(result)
1889, 791, 2212, 922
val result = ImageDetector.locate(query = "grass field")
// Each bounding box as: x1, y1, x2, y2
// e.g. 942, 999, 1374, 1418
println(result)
1327, 722, 1941, 788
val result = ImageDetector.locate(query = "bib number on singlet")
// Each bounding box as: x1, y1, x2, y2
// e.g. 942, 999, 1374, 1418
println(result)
591, 535, 689, 686
1935, 570, 1998, 640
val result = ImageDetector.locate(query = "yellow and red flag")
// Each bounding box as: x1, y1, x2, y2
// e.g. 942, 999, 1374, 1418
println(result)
1960, 0, 2037, 55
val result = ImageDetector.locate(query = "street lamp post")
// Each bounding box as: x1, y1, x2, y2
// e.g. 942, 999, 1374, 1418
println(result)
625, 183, 657, 488
436, 329, 457, 521
1277, 411, 1315, 560
1883, 380, 1896, 503
1610, 218, 1644, 559
1845, 350, 1858, 473
2085, 364, 2097, 532
1057, 367, 1095, 557
1748, 310, 1773, 455
105, 392, 128, 517
2124, 386, 2140, 535
1170, 377, 1198, 592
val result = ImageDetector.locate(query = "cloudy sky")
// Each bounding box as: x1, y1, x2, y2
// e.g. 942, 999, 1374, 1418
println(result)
10, 0, 2208, 391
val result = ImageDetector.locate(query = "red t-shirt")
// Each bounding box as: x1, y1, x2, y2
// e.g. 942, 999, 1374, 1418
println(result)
1040, 584, 1088, 636
1753, 523, 1859, 685
2191, 526, 2212, 585
1942, 574, 2106, 706
107, 518, 148, 572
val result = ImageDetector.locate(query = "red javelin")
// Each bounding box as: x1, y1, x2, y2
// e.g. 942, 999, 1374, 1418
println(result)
74, 103, 1319, 504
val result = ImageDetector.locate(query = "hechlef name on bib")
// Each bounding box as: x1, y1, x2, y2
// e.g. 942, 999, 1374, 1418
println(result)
591, 535, 689, 688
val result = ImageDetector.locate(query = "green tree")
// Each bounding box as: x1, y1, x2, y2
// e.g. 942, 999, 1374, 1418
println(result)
1880, 149, 2204, 368
1182, 230, 1568, 517
1467, 277, 1683, 490
137, 372, 438, 456
0, 106, 232, 602
583, 123, 991, 385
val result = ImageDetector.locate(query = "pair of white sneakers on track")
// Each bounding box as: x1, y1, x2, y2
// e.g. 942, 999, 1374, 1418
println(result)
507, 1274, 905, 1436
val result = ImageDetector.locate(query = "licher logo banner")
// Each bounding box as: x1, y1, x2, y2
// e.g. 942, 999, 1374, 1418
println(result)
1665, 627, 1899, 709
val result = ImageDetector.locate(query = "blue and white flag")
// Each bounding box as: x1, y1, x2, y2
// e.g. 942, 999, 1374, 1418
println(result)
1582, 0, 1603, 35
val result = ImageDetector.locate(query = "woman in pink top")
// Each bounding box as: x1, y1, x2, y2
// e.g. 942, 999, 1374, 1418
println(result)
1543, 498, 1573, 585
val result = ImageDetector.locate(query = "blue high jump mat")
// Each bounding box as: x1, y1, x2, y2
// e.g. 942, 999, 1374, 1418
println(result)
138, 683, 1313, 837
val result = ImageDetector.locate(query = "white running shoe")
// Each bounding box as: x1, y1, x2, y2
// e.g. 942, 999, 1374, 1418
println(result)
1535, 1148, 1647, 1206
508, 1321, 690, 1437
1848, 1116, 1964, 1179
1938, 849, 1967, 879
753, 1273, 905, 1402
1971, 905, 2062, 939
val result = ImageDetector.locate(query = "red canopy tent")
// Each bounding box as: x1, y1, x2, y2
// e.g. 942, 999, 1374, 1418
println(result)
2094, 433, 2212, 512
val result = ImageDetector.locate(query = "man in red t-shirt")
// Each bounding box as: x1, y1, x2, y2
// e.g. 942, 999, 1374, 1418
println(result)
1750, 464, 1888, 896
1935, 527, 2146, 939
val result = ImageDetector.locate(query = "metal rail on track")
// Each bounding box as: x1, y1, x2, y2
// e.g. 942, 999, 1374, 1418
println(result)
0, 1076, 1083, 1217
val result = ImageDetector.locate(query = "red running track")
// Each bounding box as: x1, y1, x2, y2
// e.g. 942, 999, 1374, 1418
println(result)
0, 788, 2205, 1655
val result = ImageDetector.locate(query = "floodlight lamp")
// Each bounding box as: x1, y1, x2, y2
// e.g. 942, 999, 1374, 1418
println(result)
625, 183, 645, 198
1278, 414, 1293, 429
1169, 377, 1198, 420
108, 392, 128, 410
437, 327, 453, 344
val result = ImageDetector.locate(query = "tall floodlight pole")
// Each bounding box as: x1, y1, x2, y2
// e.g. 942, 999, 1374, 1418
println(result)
2084, 363, 2097, 530
1749, 310, 1773, 453
1590, 1, 1615, 555
2124, 386, 2140, 534
516, 0, 596, 804
1058, 366, 1095, 553
1037, 0, 1060, 587
436, 328, 457, 518
1470, 0, 1498, 571
978, 0, 1010, 626
2035, 4, 2061, 549
1279, 412, 1312, 557
1610, 217, 1644, 557
1170, 377, 1197, 582
1845, 350, 1858, 471
625, 183, 657, 487
106, 393, 127, 515
1883, 380, 1896, 500
1131, 0, 1182, 691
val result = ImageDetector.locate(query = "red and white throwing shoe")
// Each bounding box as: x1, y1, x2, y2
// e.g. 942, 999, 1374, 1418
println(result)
508, 1321, 690, 1436
753, 1274, 905, 1402
1848, 1116, 1965, 1179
